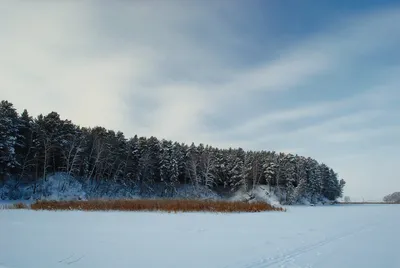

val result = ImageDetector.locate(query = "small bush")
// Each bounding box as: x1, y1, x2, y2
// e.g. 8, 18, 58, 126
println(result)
31, 199, 285, 213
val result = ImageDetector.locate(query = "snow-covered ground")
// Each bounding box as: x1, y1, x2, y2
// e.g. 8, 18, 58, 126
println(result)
0, 205, 399, 268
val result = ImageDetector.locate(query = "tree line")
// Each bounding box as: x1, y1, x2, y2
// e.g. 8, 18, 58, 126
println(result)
383, 192, 400, 203
0, 100, 345, 204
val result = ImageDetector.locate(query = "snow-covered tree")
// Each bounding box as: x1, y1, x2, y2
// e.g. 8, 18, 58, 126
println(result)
124, 135, 140, 186
0, 100, 346, 202
0, 101, 21, 180
15, 109, 36, 181
160, 139, 179, 197
282, 154, 296, 203
305, 158, 323, 202
226, 148, 246, 192
263, 159, 277, 192
321, 166, 341, 201
290, 156, 308, 203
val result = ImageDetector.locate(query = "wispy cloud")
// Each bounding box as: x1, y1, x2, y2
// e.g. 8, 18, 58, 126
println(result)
202, 7, 400, 147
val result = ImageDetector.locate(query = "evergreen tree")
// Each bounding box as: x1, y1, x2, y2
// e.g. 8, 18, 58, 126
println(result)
213, 148, 228, 189
291, 156, 308, 203
263, 159, 277, 192
306, 158, 323, 202
124, 135, 140, 186
160, 139, 179, 197
0, 101, 21, 180
226, 148, 245, 192
0, 100, 346, 202
16, 109, 35, 180
282, 154, 296, 204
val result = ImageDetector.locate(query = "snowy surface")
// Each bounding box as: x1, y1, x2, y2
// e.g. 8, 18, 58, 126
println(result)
1, 205, 399, 268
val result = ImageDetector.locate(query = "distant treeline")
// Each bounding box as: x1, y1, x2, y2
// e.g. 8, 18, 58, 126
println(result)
0, 100, 345, 204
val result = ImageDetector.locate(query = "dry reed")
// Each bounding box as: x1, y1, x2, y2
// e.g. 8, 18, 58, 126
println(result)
31, 199, 285, 213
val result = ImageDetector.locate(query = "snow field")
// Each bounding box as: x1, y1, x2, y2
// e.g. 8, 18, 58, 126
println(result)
0, 204, 399, 268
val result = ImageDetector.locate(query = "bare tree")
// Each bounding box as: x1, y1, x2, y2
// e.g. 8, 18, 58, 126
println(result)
18, 131, 36, 181
87, 136, 106, 182
62, 132, 85, 176
250, 153, 263, 192
187, 153, 200, 189
200, 147, 215, 189
36, 130, 54, 181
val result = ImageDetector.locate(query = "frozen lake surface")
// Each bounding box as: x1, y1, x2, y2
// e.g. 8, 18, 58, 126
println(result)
0, 204, 399, 268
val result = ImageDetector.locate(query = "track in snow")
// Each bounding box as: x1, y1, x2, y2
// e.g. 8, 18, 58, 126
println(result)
238, 222, 378, 268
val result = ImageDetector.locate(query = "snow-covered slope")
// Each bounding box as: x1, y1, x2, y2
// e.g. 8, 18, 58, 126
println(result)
1, 204, 398, 268
0, 173, 221, 201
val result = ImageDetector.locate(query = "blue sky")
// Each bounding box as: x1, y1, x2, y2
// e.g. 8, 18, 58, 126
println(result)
1, 0, 399, 200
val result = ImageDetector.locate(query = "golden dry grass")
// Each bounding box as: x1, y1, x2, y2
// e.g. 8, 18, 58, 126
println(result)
30, 199, 285, 213
13, 202, 29, 209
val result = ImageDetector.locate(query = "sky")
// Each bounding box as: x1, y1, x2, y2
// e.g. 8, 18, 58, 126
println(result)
1, 0, 399, 201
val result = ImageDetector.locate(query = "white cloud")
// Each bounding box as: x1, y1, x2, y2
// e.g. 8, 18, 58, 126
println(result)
0, 1, 157, 132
